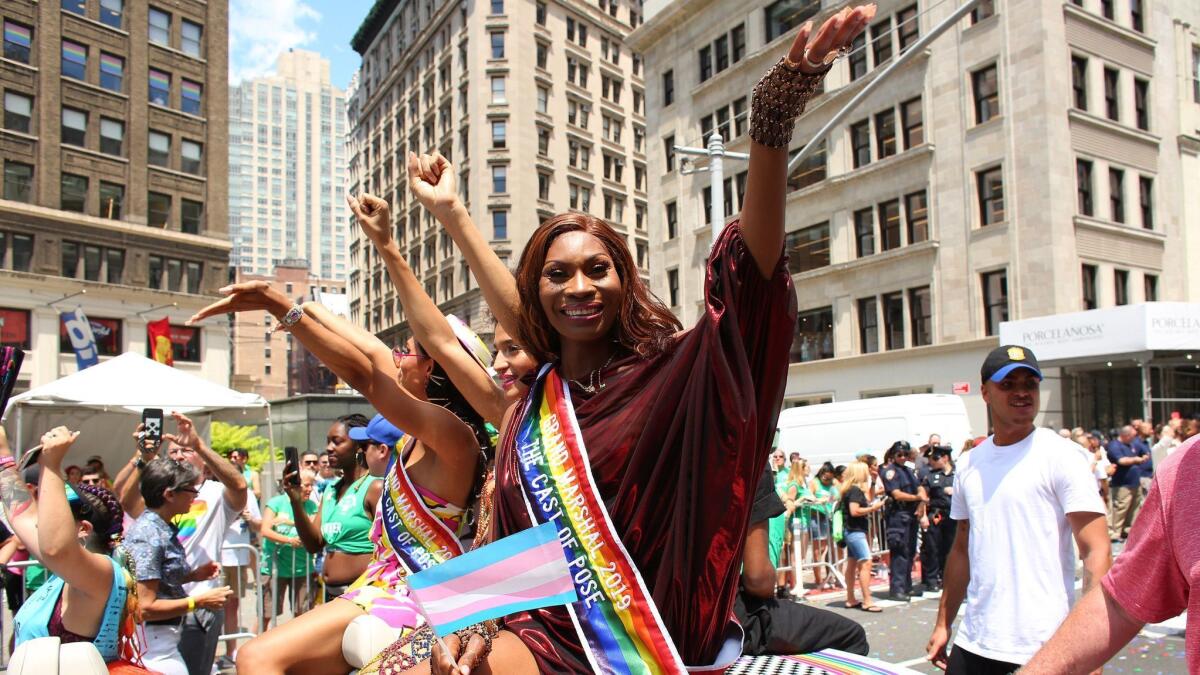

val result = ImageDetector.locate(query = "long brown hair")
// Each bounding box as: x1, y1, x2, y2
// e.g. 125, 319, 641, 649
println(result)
515, 213, 681, 363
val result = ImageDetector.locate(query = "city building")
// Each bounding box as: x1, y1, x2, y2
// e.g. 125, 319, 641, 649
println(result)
0, 0, 231, 391
629, 0, 1200, 432
229, 261, 346, 400
228, 49, 351, 279
346, 0, 649, 346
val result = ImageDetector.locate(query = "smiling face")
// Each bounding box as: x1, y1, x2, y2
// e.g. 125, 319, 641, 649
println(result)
394, 336, 434, 394
982, 369, 1041, 428
538, 231, 623, 350
492, 324, 536, 401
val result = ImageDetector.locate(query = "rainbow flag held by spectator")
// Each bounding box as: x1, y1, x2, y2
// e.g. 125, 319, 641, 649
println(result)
407, 522, 577, 636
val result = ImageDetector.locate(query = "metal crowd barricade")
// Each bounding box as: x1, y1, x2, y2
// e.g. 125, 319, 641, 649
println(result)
217, 543, 262, 647
260, 540, 318, 630
779, 507, 893, 596
1, 558, 42, 665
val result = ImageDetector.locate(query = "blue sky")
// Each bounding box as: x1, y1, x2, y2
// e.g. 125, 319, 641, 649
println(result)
228, 0, 366, 89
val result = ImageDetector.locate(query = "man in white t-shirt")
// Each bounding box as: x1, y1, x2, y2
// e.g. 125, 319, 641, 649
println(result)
925, 345, 1110, 674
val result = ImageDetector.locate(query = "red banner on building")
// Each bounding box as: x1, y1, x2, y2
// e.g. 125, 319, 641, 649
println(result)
147, 317, 174, 366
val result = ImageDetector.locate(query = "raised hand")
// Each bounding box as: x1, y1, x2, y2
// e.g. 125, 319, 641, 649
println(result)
164, 411, 200, 451
347, 192, 392, 245
39, 426, 79, 468
186, 280, 291, 325
407, 151, 460, 219
787, 5, 875, 74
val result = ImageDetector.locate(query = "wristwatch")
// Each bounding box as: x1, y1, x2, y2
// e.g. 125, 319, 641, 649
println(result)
135, 457, 148, 471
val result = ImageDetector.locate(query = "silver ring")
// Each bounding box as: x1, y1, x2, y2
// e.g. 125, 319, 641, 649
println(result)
801, 49, 827, 70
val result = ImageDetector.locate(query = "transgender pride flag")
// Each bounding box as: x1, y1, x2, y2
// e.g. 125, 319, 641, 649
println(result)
407, 522, 577, 636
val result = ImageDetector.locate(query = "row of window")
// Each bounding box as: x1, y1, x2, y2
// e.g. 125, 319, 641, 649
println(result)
1075, 159, 1154, 229
0, 306, 202, 360
697, 23, 747, 84
55, 1, 205, 56
1081, 264, 1157, 310
1069, 0, 1147, 34
3, 160, 204, 232
1070, 56, 1150, 132
849, 97, 924, 169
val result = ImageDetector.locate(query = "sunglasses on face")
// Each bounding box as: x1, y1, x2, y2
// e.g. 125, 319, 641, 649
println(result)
302, 459, 319, 466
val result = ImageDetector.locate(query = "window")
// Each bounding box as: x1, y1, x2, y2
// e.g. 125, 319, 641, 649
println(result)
1081, 264, 1097, 309
664, 134, 675, 171
667, 269, 679, 306
82, 244, 103, 281
897, 5, 918, 50
850, 120, 871, 168
62, 0, 86, 15
0, 307, 31, 348
901, 97, 923, 147
536, 42, 548, 69
765, 0, 821, 42
62, 240, 79, 277
181, 80, 202, 115
878, 199, 901, 251
970, 0, 995, 23
1144, 273, 1158, 302
101, 0, 123, 30
99, 181, 123, 219
848, 33, 867, 80
490, 32, 505, 59
491, 209, 508, 239
1194, 46, 1200, 104
98, 53, 124, 93
870, 20, 892, 66
3, 161, 32, 203
698, 45, 712, 82
148, 191, 171, 227
62, 107, 87, 147
491, 164, 507, 193
1104, 67, 1119, 121
1071, 56, 1088, 110
181, 20, 202, 57
714, 35, 729, 73
1129, 0, 1144, 31
854, 207, 874, 257
148, 131, 170, 167
537, 126, 550, 155
662, 70, 675, 106
3, 92, 31, 134
148, 8, 170, 45
181, 139, 202, 174
905, 190, 928, 244
789, 307, 833, 362
62, 40, 87, 81
490, 0, 503, 14
982, 270, 1008, 335
858, 297, 879, 354
187, 260, 202, 293
538, 172, 550, 200
883, 292, 904, 350
149, 69, 170, 106
733, 97, 747, 137
1139, 175, 1153, 229
491, 76, 505, 104
1109, 167, 1125, 223
1133, 78, 1149, 131
61, 174, 88, 213
732, 24, 746, 62
787, 140, 826, 190
977, 166, 1004, 225
59, 317, 122, 357
536, 86, 548, 113
491, 120, 506, 148
784, 221, 830, 274
875, 109, 896, 159
181, 199, 202, 234
1114, 269, 1129, 305
3, 21, 32, 64
666, 201, 678, 239
1100, 0, 1114, 20
150, 324, 200, 361
536, 1, 546, 25
1076, 159, 1093, 216
567, 16, 575, 41
909, 286, 932, 346
148, 255, 162, 288
972, 64, 999, 123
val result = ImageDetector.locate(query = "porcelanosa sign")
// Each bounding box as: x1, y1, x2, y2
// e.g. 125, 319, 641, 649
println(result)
998, 303, 1200, 362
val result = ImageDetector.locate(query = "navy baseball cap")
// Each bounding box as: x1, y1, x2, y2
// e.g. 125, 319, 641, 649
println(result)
981, 345, 1043, 383
348, 414, 405, 448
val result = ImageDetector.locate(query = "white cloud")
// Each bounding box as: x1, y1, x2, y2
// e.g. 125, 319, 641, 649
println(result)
228, 0, 321, 84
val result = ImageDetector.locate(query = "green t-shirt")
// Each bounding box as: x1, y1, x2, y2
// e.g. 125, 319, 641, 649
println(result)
23, 561, 47, 593
261, 495, 318, 578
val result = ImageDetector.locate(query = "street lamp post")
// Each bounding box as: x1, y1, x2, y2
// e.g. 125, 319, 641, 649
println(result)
674, 132, 750, 249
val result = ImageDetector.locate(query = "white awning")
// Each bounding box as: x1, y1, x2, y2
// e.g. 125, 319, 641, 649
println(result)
998, 302, 1200, 362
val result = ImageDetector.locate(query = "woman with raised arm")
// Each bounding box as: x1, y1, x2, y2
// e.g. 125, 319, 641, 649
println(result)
398, 8, 874, 674
188, 276, 492, 674
0, 427, 137, 664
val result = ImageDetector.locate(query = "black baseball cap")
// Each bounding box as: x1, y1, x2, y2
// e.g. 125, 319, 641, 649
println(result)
981, 345, 1043, 383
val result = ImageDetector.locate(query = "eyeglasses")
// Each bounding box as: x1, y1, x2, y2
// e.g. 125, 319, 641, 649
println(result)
171, 485, 199, 495
302, 459, 319, 466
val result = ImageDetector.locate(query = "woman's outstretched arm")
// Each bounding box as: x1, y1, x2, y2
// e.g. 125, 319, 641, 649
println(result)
739, 6, 874, 278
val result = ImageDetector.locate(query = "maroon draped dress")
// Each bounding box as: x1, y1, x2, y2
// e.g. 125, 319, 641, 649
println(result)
493, 223, 797, 672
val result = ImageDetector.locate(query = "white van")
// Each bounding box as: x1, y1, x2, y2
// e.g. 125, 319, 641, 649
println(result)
775, 394, 975, 469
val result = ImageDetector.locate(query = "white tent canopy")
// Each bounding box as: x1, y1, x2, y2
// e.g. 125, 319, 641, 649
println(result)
2, 353, 270, 472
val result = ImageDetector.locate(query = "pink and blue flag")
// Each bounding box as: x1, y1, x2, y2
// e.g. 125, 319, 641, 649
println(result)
407, 522, 577, 636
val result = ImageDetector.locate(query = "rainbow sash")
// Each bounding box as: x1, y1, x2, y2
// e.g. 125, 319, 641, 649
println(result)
515, 365, 687, 675
380, 437, 464, 573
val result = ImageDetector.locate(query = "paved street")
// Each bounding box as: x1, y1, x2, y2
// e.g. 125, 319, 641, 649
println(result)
802, 585, 1189, 674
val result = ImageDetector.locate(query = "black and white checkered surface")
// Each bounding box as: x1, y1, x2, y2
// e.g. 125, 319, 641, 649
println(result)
726, 655, 837, 675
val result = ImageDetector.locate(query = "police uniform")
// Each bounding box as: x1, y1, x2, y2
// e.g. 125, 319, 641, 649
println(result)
880, 460, 920, 599
919, 464, 956, 591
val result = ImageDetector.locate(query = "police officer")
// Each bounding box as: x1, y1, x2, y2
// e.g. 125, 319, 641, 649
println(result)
880, 440, 925, 601
919, 446, 956, 593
